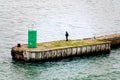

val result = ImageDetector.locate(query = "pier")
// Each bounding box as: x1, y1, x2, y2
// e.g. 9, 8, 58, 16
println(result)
11, 39, 112, 62
11, 33, 120, 62
97, 34, 120, 46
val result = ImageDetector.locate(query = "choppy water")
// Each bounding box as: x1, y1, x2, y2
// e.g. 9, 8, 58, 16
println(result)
0, 0, 120, 80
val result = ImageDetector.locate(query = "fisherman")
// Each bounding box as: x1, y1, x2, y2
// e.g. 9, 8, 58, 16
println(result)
93, 36, 96, 40
65, 31, 69, 41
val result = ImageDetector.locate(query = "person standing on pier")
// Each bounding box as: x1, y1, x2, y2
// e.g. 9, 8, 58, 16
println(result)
65, 31, 69, 41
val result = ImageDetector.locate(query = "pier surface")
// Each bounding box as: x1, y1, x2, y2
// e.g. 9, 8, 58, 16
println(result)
12, 39, 109, 52
97, 34, 120, 46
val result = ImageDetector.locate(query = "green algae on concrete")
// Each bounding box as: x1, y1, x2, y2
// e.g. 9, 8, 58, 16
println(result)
37, 39, 110, 50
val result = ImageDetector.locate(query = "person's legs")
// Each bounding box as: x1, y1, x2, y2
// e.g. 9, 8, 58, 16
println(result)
66, 36, 68, 41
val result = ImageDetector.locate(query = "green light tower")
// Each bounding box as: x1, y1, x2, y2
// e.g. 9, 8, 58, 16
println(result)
28, 25, 37, 48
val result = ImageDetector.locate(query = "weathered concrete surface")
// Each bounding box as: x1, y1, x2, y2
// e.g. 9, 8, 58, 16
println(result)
97, 34, 120, 46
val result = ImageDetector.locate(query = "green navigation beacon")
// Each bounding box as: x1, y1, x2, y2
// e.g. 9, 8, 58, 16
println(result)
28, 25, 37, 48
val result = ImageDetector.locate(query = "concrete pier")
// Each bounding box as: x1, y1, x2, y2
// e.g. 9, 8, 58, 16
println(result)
11, 33, 120, 62
11, 39, 111, 62
97, 34, 120, 46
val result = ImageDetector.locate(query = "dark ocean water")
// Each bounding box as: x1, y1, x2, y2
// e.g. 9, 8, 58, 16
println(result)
0, 0, 120, 80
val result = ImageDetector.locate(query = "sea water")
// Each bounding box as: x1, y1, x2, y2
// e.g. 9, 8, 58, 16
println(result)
0, 0, 120, 80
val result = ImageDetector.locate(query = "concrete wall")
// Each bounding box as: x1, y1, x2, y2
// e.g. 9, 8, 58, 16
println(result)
22, 43, 111, 61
